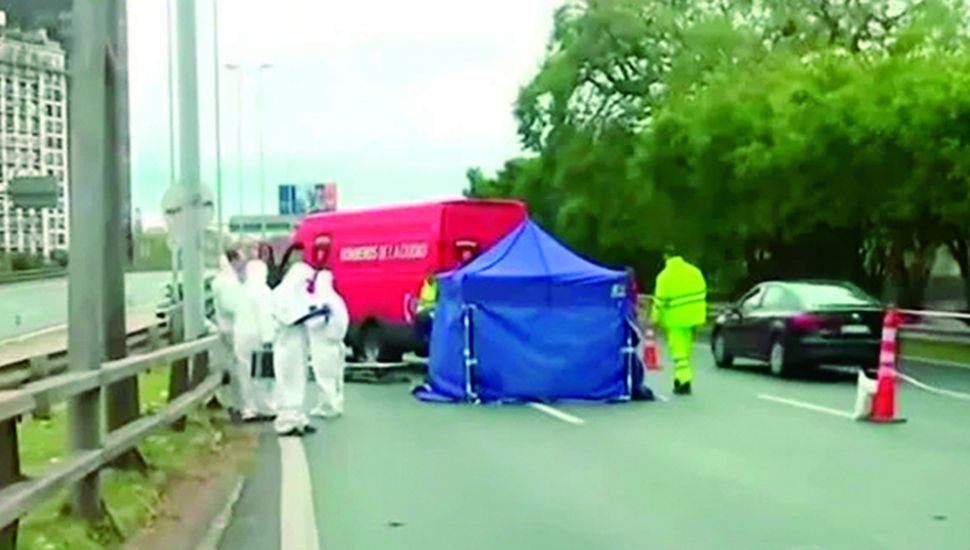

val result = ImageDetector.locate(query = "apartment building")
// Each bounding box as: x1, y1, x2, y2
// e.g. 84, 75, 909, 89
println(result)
0, 15, 68, 257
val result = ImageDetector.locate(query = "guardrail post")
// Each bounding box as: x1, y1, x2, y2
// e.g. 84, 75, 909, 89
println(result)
190, 351, 211, 389
147, 323, 161, 352
0, 418, 22, 550
29, 357, 52, 420
168, 307, 190, 431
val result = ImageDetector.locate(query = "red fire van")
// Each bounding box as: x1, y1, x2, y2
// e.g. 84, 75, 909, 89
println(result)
280, 199, 527, 361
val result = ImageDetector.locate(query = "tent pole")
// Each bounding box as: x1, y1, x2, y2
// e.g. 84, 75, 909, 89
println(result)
462, 305, 478, 403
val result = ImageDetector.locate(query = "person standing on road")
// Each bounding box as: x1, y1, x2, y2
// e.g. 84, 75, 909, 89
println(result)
272, 260, 318, 436
306, 270, 350, 418
651, 248, 707, 395
234, 259, 277, 420
415, 273, 438, 348
212, 248, 248, 418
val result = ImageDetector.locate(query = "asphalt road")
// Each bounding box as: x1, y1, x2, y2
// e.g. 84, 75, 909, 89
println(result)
219, 348, 970, 550
0, 271, 170, 341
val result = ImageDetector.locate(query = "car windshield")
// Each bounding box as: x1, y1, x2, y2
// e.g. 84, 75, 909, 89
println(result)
787, 283, 878, 308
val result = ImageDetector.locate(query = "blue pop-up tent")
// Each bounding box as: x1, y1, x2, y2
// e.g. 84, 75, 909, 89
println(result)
414, 220, 650, 404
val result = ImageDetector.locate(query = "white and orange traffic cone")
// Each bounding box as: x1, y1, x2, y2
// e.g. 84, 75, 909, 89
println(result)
643, 327, 661, 371
859, 309, 906, 423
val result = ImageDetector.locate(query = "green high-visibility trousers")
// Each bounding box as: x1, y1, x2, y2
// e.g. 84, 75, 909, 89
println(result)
665, 327, 695, 385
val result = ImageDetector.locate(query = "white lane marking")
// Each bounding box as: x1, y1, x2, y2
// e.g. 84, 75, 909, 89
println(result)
528, 403, 586, 425
654, 393, 670, 402
0, 324, 64, 346
278, 437, 321, 550
757, 393, 855, 419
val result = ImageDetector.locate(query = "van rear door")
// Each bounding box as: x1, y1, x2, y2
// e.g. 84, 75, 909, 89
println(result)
440, 201, 526, 268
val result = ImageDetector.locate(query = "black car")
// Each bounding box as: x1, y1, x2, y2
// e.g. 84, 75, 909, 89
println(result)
711, 280, 883, 376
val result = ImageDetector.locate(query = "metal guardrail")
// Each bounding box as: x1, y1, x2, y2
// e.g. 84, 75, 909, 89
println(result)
0, 322, 171, 392
640, 294, 970, 349
0, 330, 220, 547
897, 309, 970, 346
0, 269, 66, 286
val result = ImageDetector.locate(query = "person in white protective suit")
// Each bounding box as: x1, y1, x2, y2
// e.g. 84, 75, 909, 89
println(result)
272, 261, 317, 435
233, 260, 278, 420
306, 269, 349, 418
272, 261, 351, 435
212, 249, 246, 417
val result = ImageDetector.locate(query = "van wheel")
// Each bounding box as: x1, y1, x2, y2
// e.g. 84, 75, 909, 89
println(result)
354, 324, 401, 363
357, 326, 383, 363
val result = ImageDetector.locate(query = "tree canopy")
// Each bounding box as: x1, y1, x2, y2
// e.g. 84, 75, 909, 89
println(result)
468, 0, 970, 306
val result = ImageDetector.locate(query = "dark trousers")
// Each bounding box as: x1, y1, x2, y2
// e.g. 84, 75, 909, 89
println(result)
415, 310, 434, 351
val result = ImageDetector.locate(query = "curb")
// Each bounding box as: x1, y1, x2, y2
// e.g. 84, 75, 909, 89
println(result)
195, 476, 245, 550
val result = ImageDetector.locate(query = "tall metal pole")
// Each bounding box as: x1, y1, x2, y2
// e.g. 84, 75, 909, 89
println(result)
67, 0, 108, 520
167, 0, 178, 293
257, 64, 272, 239
212, 0, 225, 250
225, 65, 243, 217
175, 0, 206, 349
104, 0, 145, 470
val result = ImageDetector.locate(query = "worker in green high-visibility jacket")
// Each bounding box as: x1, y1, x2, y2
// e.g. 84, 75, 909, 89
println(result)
415, 274, 439, 351
651, 249, 707, 395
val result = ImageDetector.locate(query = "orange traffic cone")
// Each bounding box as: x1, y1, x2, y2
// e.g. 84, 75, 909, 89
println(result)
865, 309, 906, 423
643, 327, 661, 371
868, 366, 905, 423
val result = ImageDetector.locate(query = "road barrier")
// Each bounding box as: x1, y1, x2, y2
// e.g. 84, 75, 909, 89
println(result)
0, 269, 67, 286
0, 321, 171, 392
638, 295, 970, 364
0, 328, 219, 549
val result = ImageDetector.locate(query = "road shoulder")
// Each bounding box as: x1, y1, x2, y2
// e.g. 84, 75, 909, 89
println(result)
122, 421, 258, 550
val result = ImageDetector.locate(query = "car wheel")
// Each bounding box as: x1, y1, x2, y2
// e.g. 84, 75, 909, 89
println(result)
712, 331, 733, 368
769, 339, 791, 377
356, 325, 383, 363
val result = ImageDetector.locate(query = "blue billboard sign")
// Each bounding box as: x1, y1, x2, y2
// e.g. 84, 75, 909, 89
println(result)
278, 183, 335, 215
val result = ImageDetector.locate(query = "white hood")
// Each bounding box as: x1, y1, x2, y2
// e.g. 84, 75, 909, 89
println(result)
244, 259, 269, 289
312, 270, 350, 343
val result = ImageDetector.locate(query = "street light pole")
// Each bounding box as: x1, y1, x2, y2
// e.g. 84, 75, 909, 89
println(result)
166, 0, 178, 293
224, 64, 242, 219
175, 0, 206, 348
257, 63, 272, 240
211, 0, 224, 250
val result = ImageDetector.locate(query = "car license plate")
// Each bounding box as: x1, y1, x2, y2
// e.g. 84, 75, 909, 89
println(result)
841, 324, 870, 335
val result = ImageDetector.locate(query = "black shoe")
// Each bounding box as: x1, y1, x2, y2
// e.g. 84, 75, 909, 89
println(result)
302, 425, 318, 435
279, 428, 302, 437
673, 381, 692, 395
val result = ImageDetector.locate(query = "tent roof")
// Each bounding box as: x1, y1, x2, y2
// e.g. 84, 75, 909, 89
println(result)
446, 220, 623, 284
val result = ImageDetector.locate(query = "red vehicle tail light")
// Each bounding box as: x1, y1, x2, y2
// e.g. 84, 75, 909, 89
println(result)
790, 313, 824, 331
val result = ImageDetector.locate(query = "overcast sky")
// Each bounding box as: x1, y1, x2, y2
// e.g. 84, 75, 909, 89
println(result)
128, 0, 561, 227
